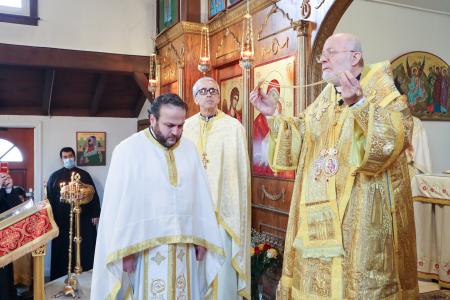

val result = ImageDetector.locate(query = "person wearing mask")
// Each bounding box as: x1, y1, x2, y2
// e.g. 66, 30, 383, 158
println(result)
46, 147, 101, 280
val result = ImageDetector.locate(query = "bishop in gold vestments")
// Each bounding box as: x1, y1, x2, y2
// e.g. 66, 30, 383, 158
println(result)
251, 33, 418, 299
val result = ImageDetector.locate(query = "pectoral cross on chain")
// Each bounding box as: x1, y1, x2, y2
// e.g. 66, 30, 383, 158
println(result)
201, 152, 209, 169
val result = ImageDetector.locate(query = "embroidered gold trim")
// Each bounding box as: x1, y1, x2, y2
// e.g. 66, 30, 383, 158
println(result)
106, 235, 224, 264
0, 201, 59, 267
168, 244, 176, 299
196, 111, 226, 169
144, 129, 179, 186
151, 279, 166, 294
106, 282, 121, 300
380, 111, 404, 171
417, 272, 450, 289
144, 249, 149, 299
413, 196, 450, 206
186, 244, 191, 300
151, 251, 166, 265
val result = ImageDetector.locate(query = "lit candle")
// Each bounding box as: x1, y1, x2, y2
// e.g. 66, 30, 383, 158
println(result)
199, 56, 210, 64
241, 50, 253, 59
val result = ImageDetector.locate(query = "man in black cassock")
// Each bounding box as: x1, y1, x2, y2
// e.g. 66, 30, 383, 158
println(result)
0, 173, 22, 300
47, 147, 101, 280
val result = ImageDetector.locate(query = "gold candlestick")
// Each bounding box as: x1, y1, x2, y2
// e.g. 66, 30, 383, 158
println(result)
56, 173, 95, 298
73, 200, 82, 275
64, 200, 77, 298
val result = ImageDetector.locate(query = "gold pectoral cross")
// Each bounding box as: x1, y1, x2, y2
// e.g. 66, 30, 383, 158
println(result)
201, 152, 209, 169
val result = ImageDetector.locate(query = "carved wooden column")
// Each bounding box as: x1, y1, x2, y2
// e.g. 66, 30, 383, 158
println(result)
242, 67, 252, 149
177, 56, 185, 99
293, 20, 309, 114
32, 244, 47, 300
155, 62, 161, 98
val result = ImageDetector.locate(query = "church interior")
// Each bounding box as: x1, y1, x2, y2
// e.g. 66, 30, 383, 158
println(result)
0, 0, 449, 299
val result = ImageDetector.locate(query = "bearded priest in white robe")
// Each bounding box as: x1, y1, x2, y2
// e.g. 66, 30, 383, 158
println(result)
91, 93, 224, 300
184, 77, 251, 300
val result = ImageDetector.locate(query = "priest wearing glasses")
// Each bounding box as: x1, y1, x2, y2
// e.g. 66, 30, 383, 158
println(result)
184, 77, 251, 300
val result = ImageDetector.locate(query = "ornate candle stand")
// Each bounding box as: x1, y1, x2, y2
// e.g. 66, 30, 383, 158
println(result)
56, 172, 94, 298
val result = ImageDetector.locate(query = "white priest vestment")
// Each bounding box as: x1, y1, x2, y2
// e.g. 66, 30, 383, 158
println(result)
91, 129, 224, 300
406, 116, 432, 177
184, 111, 251, 300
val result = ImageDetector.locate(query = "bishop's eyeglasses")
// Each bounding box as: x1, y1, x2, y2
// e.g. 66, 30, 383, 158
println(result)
196, 88, 219, 96
315, 49, 358, 63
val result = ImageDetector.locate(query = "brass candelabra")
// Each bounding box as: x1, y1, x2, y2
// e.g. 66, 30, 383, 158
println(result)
56, 172, 94, 298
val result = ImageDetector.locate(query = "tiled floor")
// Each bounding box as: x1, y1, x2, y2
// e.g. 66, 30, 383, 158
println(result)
419, 279, 441, 293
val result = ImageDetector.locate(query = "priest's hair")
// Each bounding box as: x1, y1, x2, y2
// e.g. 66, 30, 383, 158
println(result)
192, 76, 220, 98
147, 93, 188, 119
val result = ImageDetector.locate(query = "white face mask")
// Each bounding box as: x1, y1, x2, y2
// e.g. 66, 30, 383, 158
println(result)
63, 158, 75, 169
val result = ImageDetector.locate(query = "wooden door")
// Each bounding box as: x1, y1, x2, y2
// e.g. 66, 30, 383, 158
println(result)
0, 128, 34, 191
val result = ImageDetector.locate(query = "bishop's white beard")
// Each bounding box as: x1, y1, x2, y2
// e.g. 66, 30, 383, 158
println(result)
322, 71, 340, 86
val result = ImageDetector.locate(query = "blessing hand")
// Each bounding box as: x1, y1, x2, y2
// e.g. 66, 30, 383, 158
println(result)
250, 81, 277, 116
339, 71, 363, 106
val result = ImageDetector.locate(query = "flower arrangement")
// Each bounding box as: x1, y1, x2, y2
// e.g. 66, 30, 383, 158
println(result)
251, 243, 281, 299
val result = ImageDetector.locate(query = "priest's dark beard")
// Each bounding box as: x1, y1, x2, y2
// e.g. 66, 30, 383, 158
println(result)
151, 123, 180, 148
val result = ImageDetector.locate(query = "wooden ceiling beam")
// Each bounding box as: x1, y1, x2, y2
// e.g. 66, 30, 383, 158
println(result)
0, 106, 42, 115
41, 69, 55, 115
0, 43, 149, 74
133, 72, 151, 117
90, 74, 108, 116
134, 94, 148, 118
132, 72, 150, 99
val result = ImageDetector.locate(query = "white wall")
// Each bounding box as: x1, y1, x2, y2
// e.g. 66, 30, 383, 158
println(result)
0, 115, 136, 275
0, 1, 153, 277
0, 115, 136, 202
0, 0, 156, 55
335, 0, 450, 172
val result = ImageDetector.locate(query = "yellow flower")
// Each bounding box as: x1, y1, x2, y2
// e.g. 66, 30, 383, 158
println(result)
258, 243, 265, 251
250, 247, 255, 256
267, 248, 278, 259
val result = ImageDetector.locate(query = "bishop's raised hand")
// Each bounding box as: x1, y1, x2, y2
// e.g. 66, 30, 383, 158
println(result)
249, 81, 277, 116
339, 71, 363, 106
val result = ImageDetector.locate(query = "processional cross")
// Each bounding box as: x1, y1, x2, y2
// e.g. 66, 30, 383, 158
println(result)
201, 152, 209, 169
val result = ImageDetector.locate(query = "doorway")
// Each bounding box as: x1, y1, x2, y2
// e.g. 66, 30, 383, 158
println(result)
0, 127, 34, 191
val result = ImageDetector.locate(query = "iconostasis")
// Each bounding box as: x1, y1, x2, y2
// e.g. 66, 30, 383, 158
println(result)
154, 0, 354, 240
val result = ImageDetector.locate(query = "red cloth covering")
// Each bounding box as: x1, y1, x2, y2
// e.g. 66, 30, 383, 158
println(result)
0, 202, 58, 267
0, 162, 8, 173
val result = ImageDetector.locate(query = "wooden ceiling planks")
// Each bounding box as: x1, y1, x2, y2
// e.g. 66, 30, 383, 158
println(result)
0, 43, 150, 118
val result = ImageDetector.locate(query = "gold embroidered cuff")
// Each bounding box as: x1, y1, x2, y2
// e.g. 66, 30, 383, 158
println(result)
280, 275, 293, 288
351, 100, 371, 133
268, 116, 303, 171
354, 103, 405, 176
